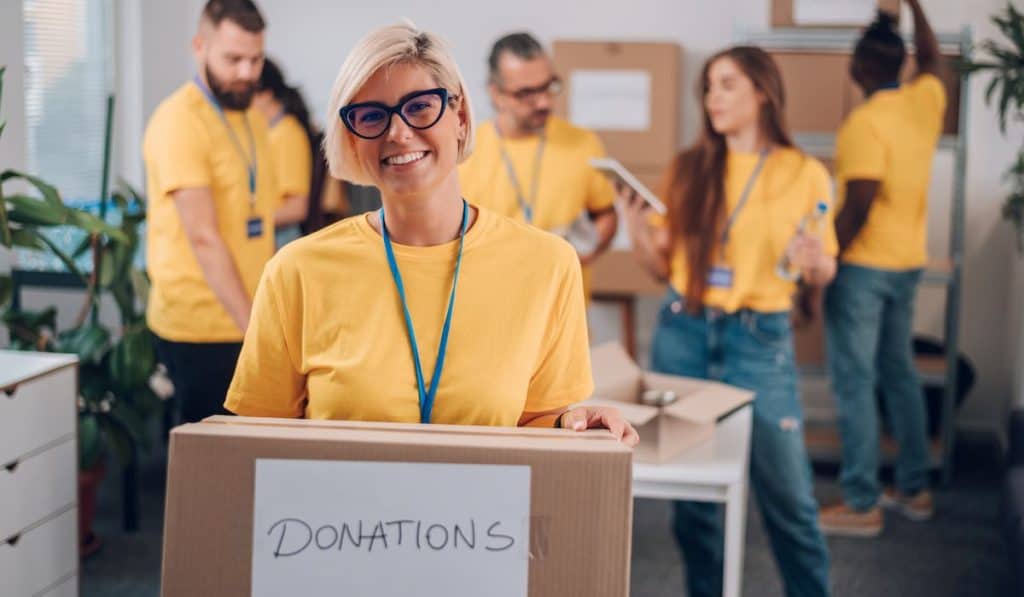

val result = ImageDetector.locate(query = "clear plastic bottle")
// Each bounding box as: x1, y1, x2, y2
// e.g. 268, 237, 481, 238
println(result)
777, 199, 830, 282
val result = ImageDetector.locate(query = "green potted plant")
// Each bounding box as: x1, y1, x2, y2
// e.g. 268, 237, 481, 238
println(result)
0, 66, 161, 556
959, 2, 1024, 249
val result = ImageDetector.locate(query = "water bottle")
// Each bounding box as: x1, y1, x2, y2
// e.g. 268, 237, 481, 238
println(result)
776, 199, 830, 282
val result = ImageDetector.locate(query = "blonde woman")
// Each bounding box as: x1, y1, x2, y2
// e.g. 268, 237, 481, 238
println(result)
224, 23, 636, 444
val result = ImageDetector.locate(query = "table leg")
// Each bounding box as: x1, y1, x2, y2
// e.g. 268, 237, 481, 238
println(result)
621, 297, 636, 359
723, 481, 747, 597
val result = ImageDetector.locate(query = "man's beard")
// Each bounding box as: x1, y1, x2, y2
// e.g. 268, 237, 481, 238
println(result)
205, 65, 255, 110
519, 108, 551, 134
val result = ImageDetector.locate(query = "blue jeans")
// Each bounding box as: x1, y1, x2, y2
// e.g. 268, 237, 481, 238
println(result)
825, 264, 930, 511
651, 291, 831, 597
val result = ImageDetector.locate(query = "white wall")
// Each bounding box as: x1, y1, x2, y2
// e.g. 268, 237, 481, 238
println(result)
3, 0, 1021, 434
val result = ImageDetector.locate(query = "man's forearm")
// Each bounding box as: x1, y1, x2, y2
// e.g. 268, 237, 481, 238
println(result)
190, 237, 253, 333
907, 0, 942, 75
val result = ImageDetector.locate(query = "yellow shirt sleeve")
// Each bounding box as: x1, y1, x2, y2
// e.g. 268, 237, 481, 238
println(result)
225, 256, 306, 418
908, 73, 948, 123
808, 159, 839, 257
271, 116, 312, 200
835, 111, 885, 182
148, 110, 211, 195
584, 133, 616, 213
525, 245, 594, 412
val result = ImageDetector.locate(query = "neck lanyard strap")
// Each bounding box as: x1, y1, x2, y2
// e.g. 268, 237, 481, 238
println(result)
380, 199, 468, 424
496, 123, 546, 224
193, 76, 258, 207
720, 149, 769, 247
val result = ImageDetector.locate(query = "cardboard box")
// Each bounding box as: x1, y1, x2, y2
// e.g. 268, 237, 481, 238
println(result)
771, 0, 900, 27
585, 343, 754, 463
772, 50, 960, 136
590, 249, 666, 298
162, 417, 633, 597
552, 41, 681, 168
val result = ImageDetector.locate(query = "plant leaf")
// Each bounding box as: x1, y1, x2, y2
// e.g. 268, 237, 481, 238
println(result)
56, 324, 110, 364
0, 169, 64, 208
108, 324, 156, 391
5, 194, 69, 226
0, 274, 11, 310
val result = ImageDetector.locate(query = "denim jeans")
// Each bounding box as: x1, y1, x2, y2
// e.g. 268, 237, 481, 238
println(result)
651, 290, 831, 597
825, 264, 930, 511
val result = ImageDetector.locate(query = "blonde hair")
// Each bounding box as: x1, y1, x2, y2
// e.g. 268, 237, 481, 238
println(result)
323, 22, 475, 184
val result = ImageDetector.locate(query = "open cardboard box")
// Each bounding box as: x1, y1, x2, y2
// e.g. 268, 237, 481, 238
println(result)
162, 416, 632, 597
585, 343, 754, 463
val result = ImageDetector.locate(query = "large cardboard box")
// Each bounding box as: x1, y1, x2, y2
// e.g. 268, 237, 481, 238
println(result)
162, 417, 633, 597
585, 343, 754, 463
552, 41, 682, 169
771, 0, 900, 27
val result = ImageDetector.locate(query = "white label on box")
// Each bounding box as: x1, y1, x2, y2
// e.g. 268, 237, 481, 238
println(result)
252, 459, 531, 597
794, 0, 877, 24
569, 70, 651, 131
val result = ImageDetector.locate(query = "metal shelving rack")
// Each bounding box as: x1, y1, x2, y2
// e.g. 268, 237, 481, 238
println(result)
739, 27, 971, 483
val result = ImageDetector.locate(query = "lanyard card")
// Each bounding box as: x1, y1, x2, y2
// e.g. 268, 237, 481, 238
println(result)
247, 216, 264, 239
708, 265, 734, 289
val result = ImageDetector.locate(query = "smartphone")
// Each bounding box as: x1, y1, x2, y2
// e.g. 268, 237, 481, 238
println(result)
590, 157, 668, 215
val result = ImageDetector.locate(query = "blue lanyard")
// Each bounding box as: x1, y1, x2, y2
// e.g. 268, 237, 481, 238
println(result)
496, 125, 546, 224
380, 199, 468, 424
720, 149, 769, 247
192, 75, 258, 207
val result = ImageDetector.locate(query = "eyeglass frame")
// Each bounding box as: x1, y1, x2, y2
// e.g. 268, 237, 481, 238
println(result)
494, 76, 563, 102
338, 87, 457, 140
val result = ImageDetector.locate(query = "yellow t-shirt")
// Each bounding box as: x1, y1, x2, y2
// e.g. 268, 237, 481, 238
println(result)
835, 74, 947, 270
225, 206, 594, 425
267, 113, 312, 204
142, 81, 276, 342
663, 148, 838, 313
458, 116, 615, 297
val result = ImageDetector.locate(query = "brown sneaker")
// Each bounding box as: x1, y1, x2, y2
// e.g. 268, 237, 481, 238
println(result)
818, 503, 883, 537
879, 488, 935, 521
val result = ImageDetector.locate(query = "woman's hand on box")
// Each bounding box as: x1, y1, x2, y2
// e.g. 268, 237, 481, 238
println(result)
561, 406, 640, 447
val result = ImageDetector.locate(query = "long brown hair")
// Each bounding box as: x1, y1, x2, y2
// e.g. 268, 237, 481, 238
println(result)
665, 46, 794, 312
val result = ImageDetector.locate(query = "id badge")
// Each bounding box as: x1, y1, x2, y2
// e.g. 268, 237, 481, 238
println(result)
246, 217, 264, 239
708, 265, 734, 289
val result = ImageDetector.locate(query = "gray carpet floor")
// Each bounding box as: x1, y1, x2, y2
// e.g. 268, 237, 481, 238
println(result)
81, 429, 1013, 597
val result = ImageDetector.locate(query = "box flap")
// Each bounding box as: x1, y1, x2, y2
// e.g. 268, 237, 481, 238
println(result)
579, 398, 659, 426
642, 372, 754, 424
589, 342, 642, 403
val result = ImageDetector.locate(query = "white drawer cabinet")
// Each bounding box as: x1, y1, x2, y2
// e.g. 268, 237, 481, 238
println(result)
0, 351, 79, 597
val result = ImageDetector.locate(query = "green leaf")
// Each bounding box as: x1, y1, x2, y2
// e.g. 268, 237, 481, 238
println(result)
65, 209, 128, 243
130, 269, 150, 306
56, 324, 110, 364
5, 194, 68, 226
0, 170, 64, 208
130, 385, 163, 420
70, 234, 93, 259
0, 168, 10, 248
3, 306, 57, 332
0, 275, 11, 310
79, 361, 110, 403
78, 414, 103, 470
108, 325, 156, 391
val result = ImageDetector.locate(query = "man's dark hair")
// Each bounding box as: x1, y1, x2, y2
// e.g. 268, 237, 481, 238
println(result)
853, 11, 906, 84
488, 32, 544, 83
201, 0, 265, 33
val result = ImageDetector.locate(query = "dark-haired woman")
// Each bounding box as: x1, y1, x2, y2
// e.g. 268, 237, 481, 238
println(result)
253, 58, 314, 248
622, 46, 834, 597
819, 0, 946, 537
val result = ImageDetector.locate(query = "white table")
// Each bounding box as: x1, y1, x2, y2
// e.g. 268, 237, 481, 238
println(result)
632, 406, 753, 597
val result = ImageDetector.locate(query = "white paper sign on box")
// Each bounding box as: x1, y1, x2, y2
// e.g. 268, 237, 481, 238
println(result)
569, 70, 651, 131
252, 459, 531, 597
794, 0, 877, 24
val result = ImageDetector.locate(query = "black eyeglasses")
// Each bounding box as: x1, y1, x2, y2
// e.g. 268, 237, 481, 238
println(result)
339, 88, 455, 140
498, 77, 563, 102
